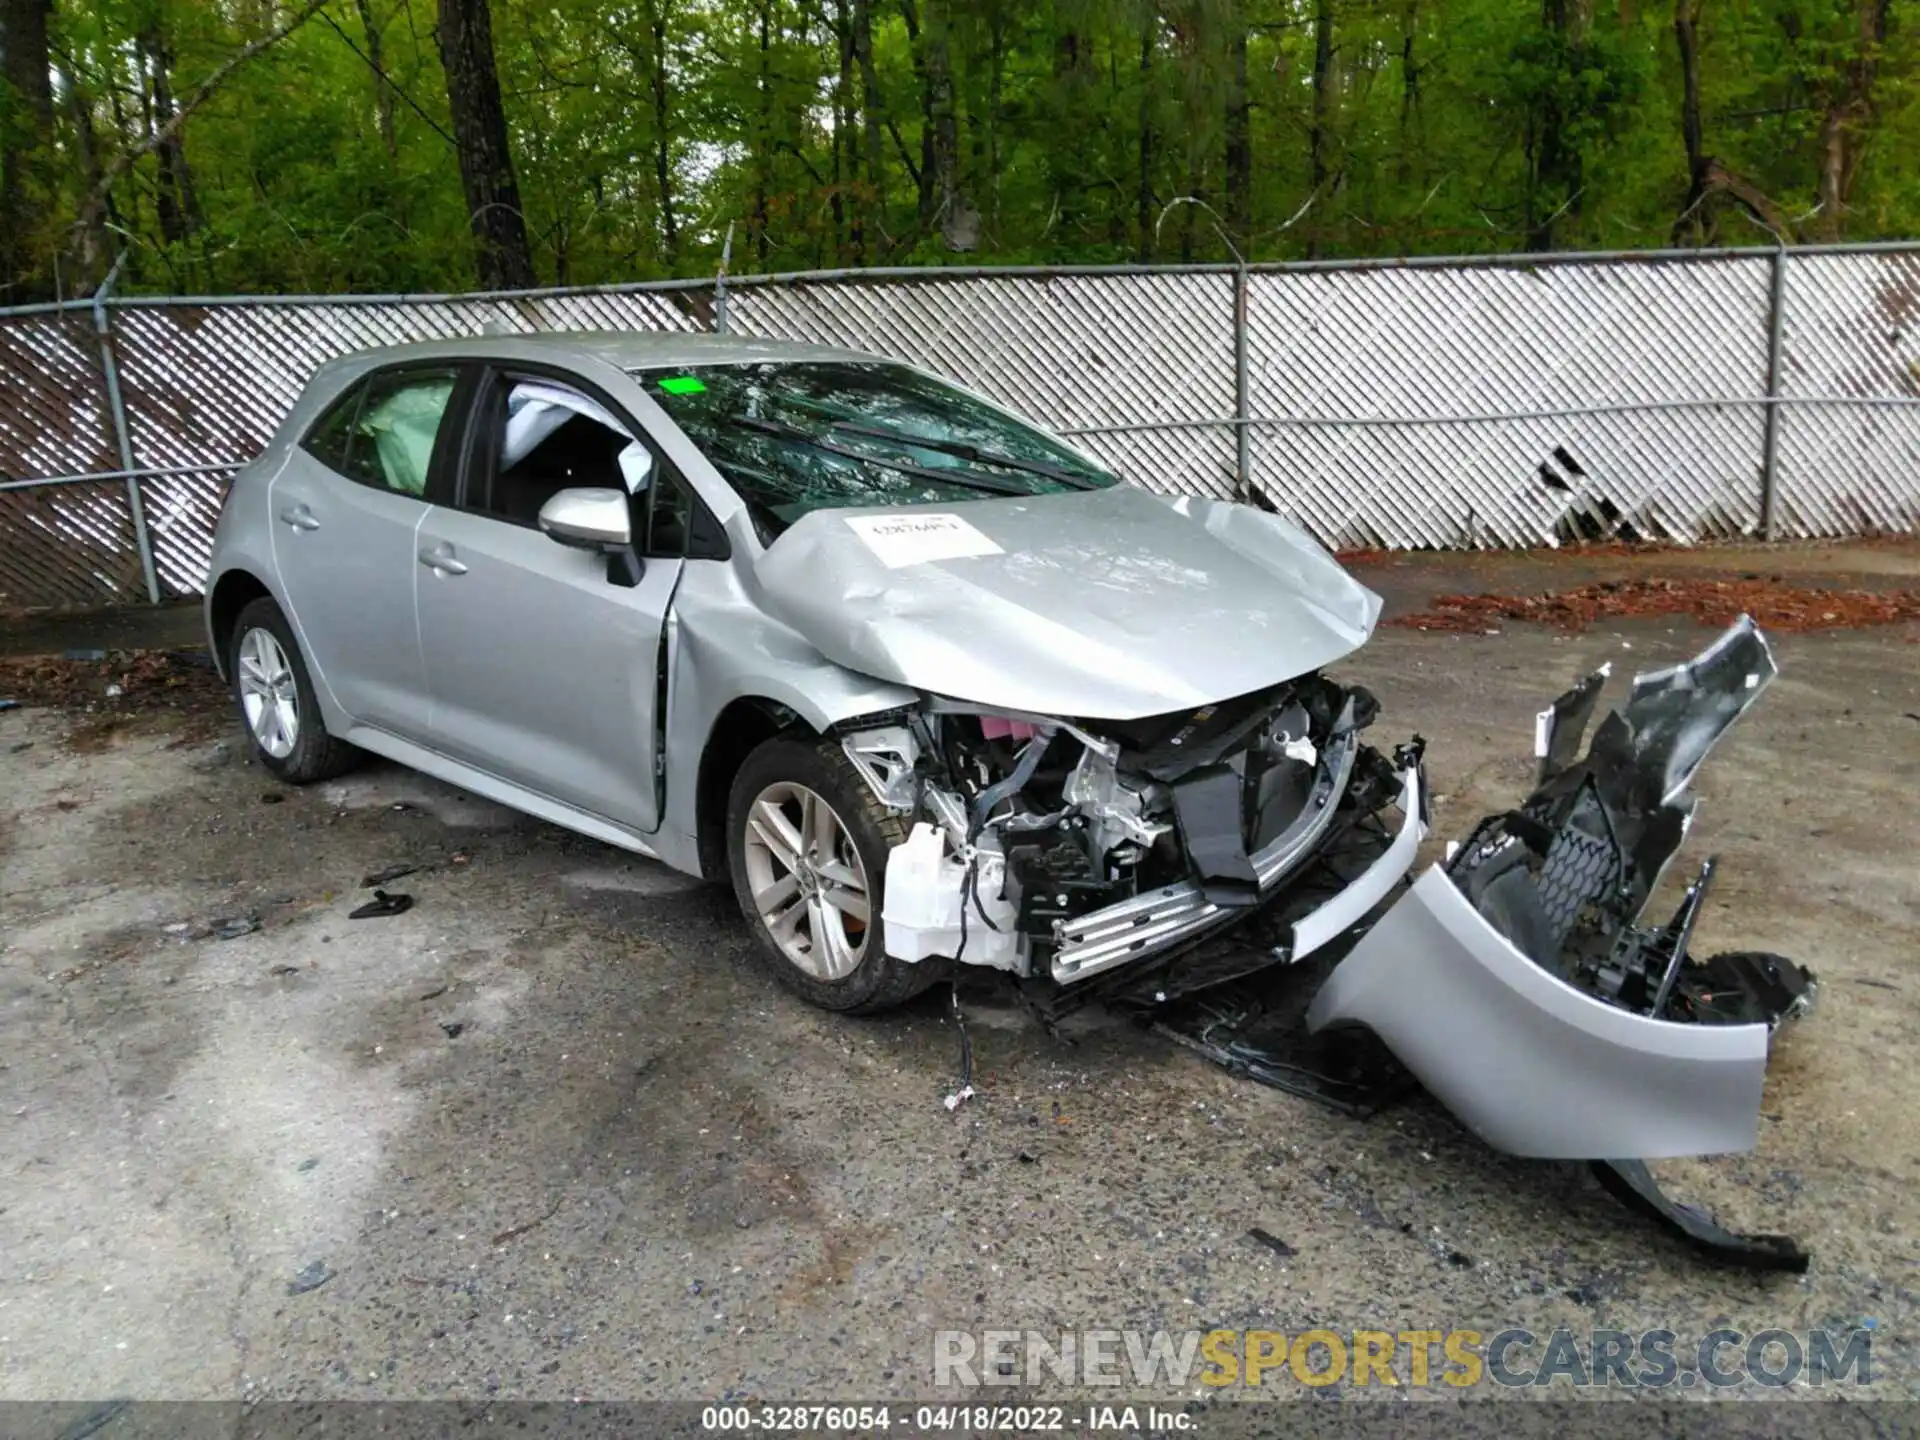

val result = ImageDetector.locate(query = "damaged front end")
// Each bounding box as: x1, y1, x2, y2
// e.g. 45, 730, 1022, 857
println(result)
837, 673, 1427, 994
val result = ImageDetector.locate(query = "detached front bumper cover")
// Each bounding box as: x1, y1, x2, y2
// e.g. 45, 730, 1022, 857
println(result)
1307, 616, 1817, 1267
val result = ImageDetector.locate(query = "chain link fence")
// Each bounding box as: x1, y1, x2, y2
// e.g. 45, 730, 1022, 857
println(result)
2, 245, 1917, 610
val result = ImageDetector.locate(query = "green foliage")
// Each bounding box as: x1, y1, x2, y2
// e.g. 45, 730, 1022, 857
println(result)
2, 0, 1915, 297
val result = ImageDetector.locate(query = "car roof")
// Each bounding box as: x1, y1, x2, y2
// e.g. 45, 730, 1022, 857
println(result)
337, 331, 876, 372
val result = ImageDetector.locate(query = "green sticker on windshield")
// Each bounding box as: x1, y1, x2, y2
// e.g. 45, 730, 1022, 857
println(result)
657, 375, 706, 395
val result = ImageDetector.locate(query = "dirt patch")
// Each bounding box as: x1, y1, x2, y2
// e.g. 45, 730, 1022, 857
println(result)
0, 647, 226, 714
1389, 576, 1920, 633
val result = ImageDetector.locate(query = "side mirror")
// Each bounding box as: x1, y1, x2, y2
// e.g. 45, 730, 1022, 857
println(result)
538, 487, 632, 552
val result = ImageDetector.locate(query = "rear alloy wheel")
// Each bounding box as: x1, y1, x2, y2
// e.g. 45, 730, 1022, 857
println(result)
236, 626, 299, 760
725, 736, 939, 1013
228, 596, 359, 785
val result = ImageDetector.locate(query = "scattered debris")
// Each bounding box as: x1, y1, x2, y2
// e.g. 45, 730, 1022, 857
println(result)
1247, 1227, 1296, 1259
286, 1260, 334, 1295
1592, 1159, 1808, 1272
362, 863, 420, 887
0, 648, 226, 714
167, 914, 259, 942
492, 1195, 564, 1247
348, 889, 413, 920
943, 986, 975, 1113
186, 740, 232, 772
1391, 577, 1920, 634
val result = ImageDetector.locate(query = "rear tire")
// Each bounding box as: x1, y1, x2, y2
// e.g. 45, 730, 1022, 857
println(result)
726, 735, 939, 1013
228, 596, 359, 784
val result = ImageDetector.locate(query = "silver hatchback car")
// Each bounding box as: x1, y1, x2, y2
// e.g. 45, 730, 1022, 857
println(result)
206, 333, 1412, 1006
206, 334, 1812, 1203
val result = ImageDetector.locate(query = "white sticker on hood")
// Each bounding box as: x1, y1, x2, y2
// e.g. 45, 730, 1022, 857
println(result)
844, 512, 1004, 568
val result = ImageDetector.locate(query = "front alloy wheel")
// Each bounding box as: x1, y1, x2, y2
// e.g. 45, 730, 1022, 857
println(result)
741, 780, 874, 981
724, 735, 939, 1013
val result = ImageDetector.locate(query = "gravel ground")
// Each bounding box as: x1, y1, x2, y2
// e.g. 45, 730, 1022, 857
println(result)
2, 552, 1918, 1415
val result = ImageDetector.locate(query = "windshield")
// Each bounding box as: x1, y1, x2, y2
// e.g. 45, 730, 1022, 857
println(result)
633, 360, 1118, 542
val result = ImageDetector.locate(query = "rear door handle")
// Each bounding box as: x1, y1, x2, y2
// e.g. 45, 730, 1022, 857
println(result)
418, 543, 468, 576
278, 503, 320, 532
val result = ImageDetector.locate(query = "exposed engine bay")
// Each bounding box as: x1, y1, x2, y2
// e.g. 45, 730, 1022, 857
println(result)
837, 616, 1819, 1270
840, 672, 1423, 989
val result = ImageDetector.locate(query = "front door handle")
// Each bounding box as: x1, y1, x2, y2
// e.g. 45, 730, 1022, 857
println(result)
418, 543, 468, 576
278, 503, 320, 532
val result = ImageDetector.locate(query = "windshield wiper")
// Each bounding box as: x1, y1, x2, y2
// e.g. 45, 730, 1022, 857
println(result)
729, 416, 1034, 497
827, 420, 1100, 490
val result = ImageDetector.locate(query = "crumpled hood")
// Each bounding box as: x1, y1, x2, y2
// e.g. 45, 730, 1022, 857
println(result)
752, 486, 1382, 720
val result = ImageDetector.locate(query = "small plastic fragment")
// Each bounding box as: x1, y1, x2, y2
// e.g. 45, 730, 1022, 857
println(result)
348, 889, 413, 919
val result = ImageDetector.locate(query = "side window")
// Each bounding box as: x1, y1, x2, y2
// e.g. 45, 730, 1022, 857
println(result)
301, 380, 364, 474
340, 367, 460, 497
469, 376, 645, 526
646, 469, 692, 557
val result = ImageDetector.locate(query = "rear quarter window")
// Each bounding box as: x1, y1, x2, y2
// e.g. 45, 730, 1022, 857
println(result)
301, 379, 364, 474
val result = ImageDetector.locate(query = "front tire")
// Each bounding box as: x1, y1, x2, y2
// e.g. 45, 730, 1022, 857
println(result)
726, 735, 937, 1013
228, 596, 359, 784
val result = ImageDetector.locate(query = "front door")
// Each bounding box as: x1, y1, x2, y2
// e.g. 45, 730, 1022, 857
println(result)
268, 363, 463, 739
414, 370, 683, 833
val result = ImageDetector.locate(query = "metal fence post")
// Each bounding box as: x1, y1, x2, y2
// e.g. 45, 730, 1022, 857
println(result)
91, 255, 161, 604
1233, 263, 1250, 504
714, 222, 734, 335
1758, 245, 1788, 541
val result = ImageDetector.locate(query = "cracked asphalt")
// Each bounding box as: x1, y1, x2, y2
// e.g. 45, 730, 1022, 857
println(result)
3, 545, 1919, 1409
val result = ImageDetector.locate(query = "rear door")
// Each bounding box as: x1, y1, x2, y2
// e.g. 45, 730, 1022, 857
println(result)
269, 363, 466, 738
413, 367, 694, 833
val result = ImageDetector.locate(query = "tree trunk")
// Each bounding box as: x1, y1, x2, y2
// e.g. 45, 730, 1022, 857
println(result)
852, 0, 887, 255
643, 0, 679, 261
1528, 0, 1592, 250
833, 0, 854, 260
1813, 0, 1892, 238
751, 1, 772, 264
142, 26, 199, 251
1223, 21, 1251, 249
354, 0, 399, 158
1050, 21, 1092, 239
986, 2, 1004, 227
1136, 6, 1156, 261
60, 60, 112, 281
1397, 0, 1419, 185
0, 0, 54, 299
913, 0, 964, 244
1308, 0, 1334, 256
1672, 0, 1708, 239
900, 0, 933, 223
436, 0, 535, 288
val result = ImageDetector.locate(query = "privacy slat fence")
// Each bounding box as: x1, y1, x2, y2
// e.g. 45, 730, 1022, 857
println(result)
3, 246, 1917, 610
